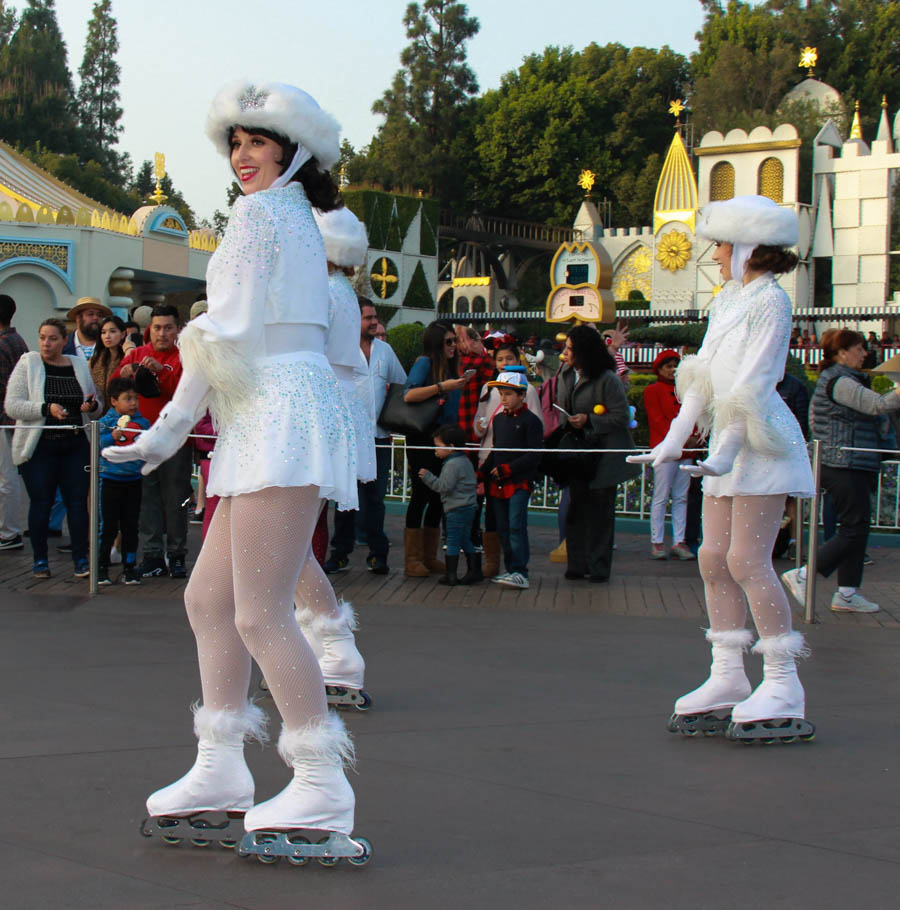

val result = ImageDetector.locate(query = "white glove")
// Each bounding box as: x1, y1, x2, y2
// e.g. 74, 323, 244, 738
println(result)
627, 390, 705, 468
681, 422, 744, 478
102, 403, 195, 476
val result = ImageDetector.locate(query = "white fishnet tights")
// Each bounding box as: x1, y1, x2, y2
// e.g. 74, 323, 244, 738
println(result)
294, 502, 342, 619
698, 494, 793, 637
183, 486, 327, 728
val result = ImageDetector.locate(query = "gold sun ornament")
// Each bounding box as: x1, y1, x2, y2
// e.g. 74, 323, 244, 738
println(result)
668, 99, 685, 119
799, 46, 818, 75
656, 230, 692, 272
577, 169, 596, 195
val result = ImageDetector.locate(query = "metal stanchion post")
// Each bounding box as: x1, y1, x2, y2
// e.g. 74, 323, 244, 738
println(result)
794, 494, 804, 570
89, 419, 100, 595
803, 439, 822, 624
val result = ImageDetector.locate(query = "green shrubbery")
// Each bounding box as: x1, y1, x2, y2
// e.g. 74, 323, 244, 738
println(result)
386, 322, 426, 372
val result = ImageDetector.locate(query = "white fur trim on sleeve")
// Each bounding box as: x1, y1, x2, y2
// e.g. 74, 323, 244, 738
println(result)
712, 385, 791, 457
674, 354, 714, 434
178, 322, 253, 425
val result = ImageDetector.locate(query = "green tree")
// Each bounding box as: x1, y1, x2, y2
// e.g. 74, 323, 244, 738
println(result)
77, 0, 125, 180
0, 1, 17, 49
472, 43, 689, 226
0, 0, 80, 153
368, 0, 480, 201
691, 1, 900, 137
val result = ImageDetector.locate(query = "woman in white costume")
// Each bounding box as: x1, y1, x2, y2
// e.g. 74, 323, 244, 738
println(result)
293, 206, 373, 711
104, 81, 370, 860
629, 195, 816, 743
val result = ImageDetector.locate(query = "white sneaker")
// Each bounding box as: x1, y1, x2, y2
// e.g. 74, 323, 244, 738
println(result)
109, 546, 122, 565
781, 568, 806, 605
831, 591, 879, 613
497, 572, 529, 589
491, 573, 512, 585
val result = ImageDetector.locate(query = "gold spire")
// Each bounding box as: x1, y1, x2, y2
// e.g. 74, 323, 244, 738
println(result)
668, 98, 685, 123
798, 46, 817, 77
848, 100, 864, 140
883, 94, 889, 109
653, 130, 698, 235
148, 152, 168, 206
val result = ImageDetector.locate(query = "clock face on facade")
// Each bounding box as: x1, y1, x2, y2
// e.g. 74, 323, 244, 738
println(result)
545, 241, 614, 323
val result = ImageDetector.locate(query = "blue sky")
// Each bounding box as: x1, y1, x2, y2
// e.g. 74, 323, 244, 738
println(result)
55, 0, 707, 220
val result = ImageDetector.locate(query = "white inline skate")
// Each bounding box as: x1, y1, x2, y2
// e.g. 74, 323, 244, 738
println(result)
667, 629, 753, 736
295, 600, 371, 711
140, 702, 267, 848
237, 713, 372, 866
725, 631, 816, 744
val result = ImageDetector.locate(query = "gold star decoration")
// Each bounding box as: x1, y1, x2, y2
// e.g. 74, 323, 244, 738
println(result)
668, 99, 685, 119
370, 257, 399, 299
577, 169, 596, 195
799, 46, 817, 74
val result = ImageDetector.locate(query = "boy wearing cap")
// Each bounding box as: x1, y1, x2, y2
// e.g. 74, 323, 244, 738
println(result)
482, 371, 543, 589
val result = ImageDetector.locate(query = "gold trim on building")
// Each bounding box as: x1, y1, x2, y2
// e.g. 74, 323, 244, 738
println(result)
695, 139, 802, 156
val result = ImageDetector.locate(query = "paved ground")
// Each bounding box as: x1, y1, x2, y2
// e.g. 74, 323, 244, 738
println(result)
2, 514, 900, 908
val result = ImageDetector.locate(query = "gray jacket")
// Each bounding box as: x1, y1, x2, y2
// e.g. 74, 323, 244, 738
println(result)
421, 451, 477, 511
555, 365, 640, 489
811, 364, 900, 472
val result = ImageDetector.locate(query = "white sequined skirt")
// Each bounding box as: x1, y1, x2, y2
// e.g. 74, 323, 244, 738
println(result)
348, 391, 376, 484
208, 351, 358, 509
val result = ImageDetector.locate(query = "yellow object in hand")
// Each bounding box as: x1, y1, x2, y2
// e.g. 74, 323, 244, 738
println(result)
593, 404, 606, 415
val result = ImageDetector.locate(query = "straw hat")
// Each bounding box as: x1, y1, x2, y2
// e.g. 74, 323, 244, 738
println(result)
66, 297, 112, 321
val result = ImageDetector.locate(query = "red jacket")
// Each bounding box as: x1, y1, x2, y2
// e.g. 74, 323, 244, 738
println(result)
112, 342, 183, 425
643, 379, 682, 448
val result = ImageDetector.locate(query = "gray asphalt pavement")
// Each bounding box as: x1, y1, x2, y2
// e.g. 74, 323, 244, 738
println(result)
2, 567, 900, 909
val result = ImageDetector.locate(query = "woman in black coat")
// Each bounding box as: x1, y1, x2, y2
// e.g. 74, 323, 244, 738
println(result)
555, 325, 640, 581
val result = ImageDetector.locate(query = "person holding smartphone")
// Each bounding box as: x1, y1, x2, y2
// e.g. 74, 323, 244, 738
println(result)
4, 317, 100, 578
402, 321, 471, 575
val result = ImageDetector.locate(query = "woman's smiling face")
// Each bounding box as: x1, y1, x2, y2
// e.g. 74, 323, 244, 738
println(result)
230, 128, 284, 194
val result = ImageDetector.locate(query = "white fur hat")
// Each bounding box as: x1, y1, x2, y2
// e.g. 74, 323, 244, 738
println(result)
313, 207, 368, 267
696, 195, 798, 246
206, 80, 341, 170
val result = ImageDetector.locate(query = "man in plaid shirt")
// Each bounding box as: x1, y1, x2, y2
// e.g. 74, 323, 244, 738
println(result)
455, 325, 495, 443
0, 294, 29, 549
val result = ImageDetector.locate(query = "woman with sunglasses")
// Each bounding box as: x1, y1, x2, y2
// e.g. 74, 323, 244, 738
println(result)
402, 321, 470, 575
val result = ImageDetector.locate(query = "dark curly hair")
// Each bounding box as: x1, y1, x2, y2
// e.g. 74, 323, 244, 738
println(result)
227, 126, 341, 212
747, 245, 799, 275
566, 325, 616, 379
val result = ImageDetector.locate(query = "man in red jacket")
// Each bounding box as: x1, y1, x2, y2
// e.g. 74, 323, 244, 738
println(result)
113, 304, 191, 578
643, 350, 697, 561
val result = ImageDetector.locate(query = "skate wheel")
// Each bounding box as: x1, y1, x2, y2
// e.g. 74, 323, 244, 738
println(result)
190, 838, 211, 847
780, 736, 796, 744
257, 853, 279, 864
220, 840, 237, 849
286, 834, 310, 866
347, 836, 373, 866
740, 738, 755, 746
683, 728, 698, 737
316, 836, 340, 866
800, 732, 816, 742
759, 737, 775, 745
702, 729, 718, 737
161, 836, 182, 845
355, 691, 372, 712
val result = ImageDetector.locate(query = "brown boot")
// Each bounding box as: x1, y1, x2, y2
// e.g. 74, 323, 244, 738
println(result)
482, 531, 501, 578
403, 528, 429, 577
422, 526, 446, 574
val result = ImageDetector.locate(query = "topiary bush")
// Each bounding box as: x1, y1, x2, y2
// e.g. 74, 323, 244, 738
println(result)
627, 321, 708, 347
386, 322, 426, 372
626, 372, 656, 448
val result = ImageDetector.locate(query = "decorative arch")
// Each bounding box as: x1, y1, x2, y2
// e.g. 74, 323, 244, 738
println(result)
612, 243, 652, 301
757, 157, 784, 203
0, 236, 74, 290
454, 295, 470, 313
437, 288, 454, 313
709, 161, 735, 201
471, 295, 486, 312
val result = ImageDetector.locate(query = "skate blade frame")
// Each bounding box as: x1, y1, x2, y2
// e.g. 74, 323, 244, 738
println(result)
140, 812, 246, 848
667, 708, 733, 737
725, 717, 816, 744
258, 679, 372, 711
237, 830, 373, 866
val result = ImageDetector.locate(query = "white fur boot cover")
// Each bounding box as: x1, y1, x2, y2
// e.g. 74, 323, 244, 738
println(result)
295, 600, 365, 689
146, 702, 268, 817
674, 628, 754, 715
243, 713, 356, 834
731, 631, 809, 723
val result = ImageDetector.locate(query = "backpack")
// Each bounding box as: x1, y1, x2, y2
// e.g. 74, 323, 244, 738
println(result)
538, 367, 561, 439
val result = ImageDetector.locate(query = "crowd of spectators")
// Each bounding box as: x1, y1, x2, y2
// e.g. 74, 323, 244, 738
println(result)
1, 291, 898, 605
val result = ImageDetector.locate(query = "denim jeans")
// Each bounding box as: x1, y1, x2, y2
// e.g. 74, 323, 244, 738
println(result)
19, 434, 90, 563
333, 438, 391, 559
445, 504, 477, 556
492, 488, 531, 575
